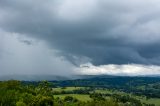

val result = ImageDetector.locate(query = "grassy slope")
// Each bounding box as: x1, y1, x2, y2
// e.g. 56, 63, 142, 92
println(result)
96, 89, 160, 106
137, 97, 160, 106
54, 94, 91, 102
53, 87, 85, 92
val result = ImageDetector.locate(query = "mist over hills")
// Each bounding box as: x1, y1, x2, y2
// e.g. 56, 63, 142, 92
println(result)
0, 74, 160, 81
0, 75, 71, 81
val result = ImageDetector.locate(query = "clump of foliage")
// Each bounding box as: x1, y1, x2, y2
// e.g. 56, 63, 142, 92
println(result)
0, 80, 54, 106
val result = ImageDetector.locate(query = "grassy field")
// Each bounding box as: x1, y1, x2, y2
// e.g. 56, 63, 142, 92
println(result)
138, 97, 160, 106
54, 94, 160, 106
53, 87, 85, 92
96, 89, 160, 106
53, 87, 160, 106
54, 94, 92, 102
94, 89, 126, 95
53, 87, 91, 102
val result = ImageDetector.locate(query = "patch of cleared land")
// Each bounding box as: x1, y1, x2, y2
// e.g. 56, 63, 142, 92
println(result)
54, 94, 92, 102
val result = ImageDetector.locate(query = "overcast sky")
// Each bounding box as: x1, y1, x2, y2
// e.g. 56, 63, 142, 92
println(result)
1, 0, 160, 76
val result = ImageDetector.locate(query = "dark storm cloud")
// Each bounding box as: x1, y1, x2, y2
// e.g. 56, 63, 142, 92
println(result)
19, 39, 33, 45
1, 0, 160, 65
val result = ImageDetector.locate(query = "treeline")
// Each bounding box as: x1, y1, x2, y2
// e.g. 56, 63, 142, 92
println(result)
51, 76, 160, 87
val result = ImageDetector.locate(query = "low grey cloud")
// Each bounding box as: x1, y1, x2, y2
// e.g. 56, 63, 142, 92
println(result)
1, 0, 160, 76
76, 63, 160, 76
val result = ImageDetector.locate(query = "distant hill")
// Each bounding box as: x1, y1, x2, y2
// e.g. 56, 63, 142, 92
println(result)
0, 75, 71, 81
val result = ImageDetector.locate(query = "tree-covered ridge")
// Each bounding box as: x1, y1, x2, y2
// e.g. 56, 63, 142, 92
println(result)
0, 80, 159, 106
51, 76, 160, 98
